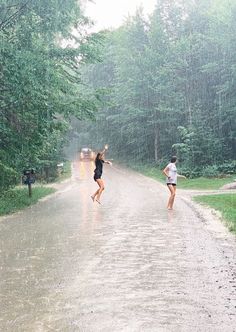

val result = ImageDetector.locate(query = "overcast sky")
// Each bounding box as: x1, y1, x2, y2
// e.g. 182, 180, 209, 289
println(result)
84, 0, 157, 31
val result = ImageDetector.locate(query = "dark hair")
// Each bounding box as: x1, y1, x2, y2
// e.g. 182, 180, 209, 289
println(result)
171, 156, 177, 163
95, 152, 103, 162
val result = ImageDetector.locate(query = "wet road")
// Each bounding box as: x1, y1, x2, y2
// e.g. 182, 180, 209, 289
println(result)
0, 161, 236, 332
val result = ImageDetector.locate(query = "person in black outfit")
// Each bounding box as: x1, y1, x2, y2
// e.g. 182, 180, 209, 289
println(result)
91, 147, 112, 204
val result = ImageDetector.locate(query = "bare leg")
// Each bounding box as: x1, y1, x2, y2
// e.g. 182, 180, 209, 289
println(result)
95, 179, 105, 203
167, 185, 176, 210
169, 185, 176, 209
91, 188, 100, 201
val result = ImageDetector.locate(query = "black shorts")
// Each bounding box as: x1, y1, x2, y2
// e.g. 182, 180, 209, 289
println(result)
94, 173, 102, 181
167, 183, 176, 186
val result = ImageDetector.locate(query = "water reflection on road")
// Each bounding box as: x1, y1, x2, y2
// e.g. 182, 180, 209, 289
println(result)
0, 161, 235, 331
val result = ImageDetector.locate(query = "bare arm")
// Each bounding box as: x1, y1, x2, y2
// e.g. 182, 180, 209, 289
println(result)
100, 157, 112, 165
101, 145, 111, 164
177, 173, 187, 179
163, 166, 170, 178
101, 144, 109, 155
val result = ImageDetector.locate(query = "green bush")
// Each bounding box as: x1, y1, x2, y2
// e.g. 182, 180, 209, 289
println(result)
155, 159, 169, 170
179, 161, 236, 178
0, 162, 19, 191
178, 167, 202, 179
0, 187, 56, 216
217, 161, 236, 175
201, 165, 220, 178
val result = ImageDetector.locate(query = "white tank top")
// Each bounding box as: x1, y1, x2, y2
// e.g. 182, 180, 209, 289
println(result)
166, 163, 177, 184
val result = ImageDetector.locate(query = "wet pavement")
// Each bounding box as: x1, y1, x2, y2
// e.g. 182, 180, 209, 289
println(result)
0, 161, 236, 332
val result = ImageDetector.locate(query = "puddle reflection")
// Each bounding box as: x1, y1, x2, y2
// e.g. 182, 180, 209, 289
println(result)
76, 160, 103, 233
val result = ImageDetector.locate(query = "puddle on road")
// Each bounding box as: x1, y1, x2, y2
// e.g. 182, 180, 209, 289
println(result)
0, 162, 235, 331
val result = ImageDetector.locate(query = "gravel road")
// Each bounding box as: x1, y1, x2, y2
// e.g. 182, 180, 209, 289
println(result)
0, 161, 235, 332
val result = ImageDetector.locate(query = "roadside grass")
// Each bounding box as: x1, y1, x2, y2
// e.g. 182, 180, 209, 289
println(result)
194, 194, 236, 233
176, 176, 236, 190
56, 160, 72, 182
129, 164, 164, 182
0, 186, 56, 216
130, 164, 235, 190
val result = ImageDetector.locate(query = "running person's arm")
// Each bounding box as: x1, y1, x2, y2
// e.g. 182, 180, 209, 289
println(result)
100, 157, 112, 165
177, 173, 187, 179
101, 144, 109, 154
101, 145, 112, 164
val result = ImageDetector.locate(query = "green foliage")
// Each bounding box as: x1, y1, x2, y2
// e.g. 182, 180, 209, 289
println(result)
201, 165, 221, 178
0, 186, 56, 216
74, 0, 236, 174
0, 0, 101, 190
127, 162, 236, 190
0, 162, 18, 191
194, 194, 236, 233
217, 161, 236, 175
172, 126, 195, 166
177, 167, 202, 179
56, 160, 71, 182
180, 161, 236, 178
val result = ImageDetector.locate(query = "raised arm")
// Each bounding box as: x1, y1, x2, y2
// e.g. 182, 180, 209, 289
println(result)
101, 144, 109, 154
101, 144, 112, 164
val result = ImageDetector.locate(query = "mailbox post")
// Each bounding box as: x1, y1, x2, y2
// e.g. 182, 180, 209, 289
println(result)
22, 169, 36, 197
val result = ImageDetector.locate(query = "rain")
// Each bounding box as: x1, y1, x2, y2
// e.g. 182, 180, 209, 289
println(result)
0, 0, 236, 331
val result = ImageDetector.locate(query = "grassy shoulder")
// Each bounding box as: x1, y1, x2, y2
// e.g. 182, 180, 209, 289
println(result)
0, 186, 56, 216
130, 164, 235, 190
56, 160, 72, 182
194, 194, 236, 233
0, 161, 72, 217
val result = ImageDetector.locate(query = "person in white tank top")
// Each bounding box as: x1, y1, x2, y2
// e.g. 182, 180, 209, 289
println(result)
163, 156, 186, 210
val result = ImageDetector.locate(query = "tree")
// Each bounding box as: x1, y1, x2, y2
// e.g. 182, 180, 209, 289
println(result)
0, 0, 101, 190
74, 0, 236, 175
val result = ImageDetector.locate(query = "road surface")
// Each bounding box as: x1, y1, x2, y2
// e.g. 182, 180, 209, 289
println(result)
0, 161, 236, 332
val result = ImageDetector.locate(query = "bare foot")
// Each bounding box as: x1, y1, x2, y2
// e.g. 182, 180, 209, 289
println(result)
96, 199, 101, 204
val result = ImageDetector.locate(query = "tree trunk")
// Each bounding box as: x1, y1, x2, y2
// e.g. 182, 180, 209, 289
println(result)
154, 130, 158, 162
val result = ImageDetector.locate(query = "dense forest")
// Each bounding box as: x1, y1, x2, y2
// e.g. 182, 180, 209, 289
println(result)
1, 0, 236, 193
77, 0, 236, 177
0, 0, 101, 190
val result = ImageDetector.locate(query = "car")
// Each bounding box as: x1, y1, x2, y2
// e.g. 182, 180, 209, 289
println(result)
80, 147, 94, 161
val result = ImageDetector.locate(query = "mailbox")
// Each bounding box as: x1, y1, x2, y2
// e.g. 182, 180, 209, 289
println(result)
22, 169, 36, 185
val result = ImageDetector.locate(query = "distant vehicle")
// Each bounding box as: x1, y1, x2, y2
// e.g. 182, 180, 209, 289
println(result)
80, 148, 94, 161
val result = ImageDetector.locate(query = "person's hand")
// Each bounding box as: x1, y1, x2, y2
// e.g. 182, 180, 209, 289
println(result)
108, 161, 112, 166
